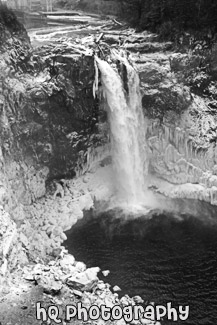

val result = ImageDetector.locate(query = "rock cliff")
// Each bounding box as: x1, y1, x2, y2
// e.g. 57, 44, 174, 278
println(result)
1, 6, 217, 279
137, 43, 217, 205
0, 10, 105, 275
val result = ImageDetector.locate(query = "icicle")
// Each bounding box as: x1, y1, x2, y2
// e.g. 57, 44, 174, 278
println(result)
93, 57, 99, 99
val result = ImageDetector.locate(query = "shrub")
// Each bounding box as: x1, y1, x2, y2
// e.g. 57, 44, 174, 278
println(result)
0, 2, 24, 34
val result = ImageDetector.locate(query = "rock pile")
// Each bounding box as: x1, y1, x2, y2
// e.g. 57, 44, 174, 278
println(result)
22, 251, 159, 325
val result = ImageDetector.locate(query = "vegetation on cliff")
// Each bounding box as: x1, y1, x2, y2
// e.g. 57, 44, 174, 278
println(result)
0, 3, 27, 42
118, 0, 217, 34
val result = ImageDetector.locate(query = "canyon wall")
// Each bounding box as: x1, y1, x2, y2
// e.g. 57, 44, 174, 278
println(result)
0, 14, 104, 210
0, 9, 106, 276
138, 50, 217, 205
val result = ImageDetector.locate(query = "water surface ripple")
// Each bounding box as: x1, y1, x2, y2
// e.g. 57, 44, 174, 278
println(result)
65, 212, 217, 324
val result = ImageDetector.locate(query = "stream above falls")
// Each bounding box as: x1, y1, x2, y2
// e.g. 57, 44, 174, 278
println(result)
65, 210, 217, 325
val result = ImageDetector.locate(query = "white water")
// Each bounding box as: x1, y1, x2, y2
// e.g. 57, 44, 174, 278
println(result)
95, 53, 148, 206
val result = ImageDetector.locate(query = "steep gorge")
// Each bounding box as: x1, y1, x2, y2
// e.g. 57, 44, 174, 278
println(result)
1, 7, 217, 324
2, 10, 217, 273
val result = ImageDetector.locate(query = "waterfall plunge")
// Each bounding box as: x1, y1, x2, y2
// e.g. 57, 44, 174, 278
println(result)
95, 54, 149, 207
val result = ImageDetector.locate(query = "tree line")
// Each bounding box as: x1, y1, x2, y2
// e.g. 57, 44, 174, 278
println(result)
117, 0, 217, 33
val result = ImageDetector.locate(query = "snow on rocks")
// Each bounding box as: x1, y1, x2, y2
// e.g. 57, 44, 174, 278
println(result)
102, 269, 110, 277
15, 164, 115, 264
21, 252, 161, 324
113, 285, 121, 292
75, 261, 87, 272
0, 206, 20, 278
23, 253, 100, 294
60, 254, 75, 269
67, 268, 99, 292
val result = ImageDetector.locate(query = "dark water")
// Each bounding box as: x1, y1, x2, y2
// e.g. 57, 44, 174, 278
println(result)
65, 210, 217, 324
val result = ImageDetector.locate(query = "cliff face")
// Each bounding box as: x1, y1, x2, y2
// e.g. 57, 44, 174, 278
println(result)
137, 44, 217, 205
0, 8, 32, 275
0, 29, 101, 207
0, 11, 105, 275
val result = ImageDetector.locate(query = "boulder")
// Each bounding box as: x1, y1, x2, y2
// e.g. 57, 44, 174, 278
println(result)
113, 285, 121, 292
67, 267, 100, 292
75, 261, 86, 272
102, 270, 110, 277
59, 254, 75, 272
37, 275, 62, 294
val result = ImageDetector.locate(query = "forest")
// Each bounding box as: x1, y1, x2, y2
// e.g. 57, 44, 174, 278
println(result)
117, 0, 217, 33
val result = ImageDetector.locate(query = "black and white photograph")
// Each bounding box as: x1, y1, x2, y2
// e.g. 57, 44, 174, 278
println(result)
0, 0, 217, 324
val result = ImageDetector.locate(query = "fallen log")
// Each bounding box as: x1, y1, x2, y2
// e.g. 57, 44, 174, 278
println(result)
112, 18, 123, 26
96, 33, 104, 44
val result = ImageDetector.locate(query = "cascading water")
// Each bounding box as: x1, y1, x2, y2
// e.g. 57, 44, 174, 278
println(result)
95, 53, 148, 206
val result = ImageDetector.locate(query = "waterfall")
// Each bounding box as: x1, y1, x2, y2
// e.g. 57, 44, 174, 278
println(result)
95, 52, 148, 206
